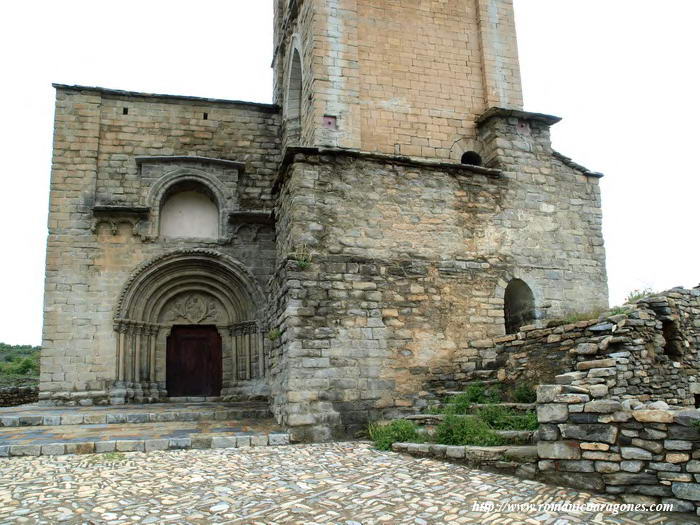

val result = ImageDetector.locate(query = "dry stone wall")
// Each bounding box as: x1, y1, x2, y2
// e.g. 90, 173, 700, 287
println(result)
0, 387, 38, 407
534, 287, 700, 512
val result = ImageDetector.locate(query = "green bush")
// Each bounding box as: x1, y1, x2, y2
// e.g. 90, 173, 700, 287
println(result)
435, 415, 506, 446
512, 383, 537, 404
368, 420, 423, 451
476, 405, 539, 431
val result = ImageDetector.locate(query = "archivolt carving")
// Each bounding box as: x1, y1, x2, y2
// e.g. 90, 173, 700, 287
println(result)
114, 249, 264, 323
111, 250, 267, 396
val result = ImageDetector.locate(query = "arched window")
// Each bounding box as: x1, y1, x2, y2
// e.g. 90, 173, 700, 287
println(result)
504, 279, 536, 334
286, 48, 303, 145
160, 183, 219, 239
461, 151, 482, 166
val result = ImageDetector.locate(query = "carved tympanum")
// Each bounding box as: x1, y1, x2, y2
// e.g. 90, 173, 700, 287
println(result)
167, 294, 220, 324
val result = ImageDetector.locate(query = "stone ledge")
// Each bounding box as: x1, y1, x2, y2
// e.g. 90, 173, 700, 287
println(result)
475, 107, 562, 126
273, 147, 502, 194
1, 432, 290, 458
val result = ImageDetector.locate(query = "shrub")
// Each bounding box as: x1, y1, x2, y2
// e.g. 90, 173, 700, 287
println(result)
512, 383, 536, 404
368, 420, 423, 451
476, 405, 539, 431
435, 415, 506, 446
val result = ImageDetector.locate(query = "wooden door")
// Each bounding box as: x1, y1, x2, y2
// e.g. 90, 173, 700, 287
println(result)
166, 325, 222, 397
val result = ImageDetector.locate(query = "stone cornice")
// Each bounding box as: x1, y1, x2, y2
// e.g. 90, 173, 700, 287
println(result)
476, 107, 562, 126
92, 205, 150, 216
52, 84, 280, 113
552, 151, 604, 179
273, 147, 502, 194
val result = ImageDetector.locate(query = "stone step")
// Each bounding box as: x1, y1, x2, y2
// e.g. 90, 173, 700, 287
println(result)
0, 418, 290, 458
0, 401, 271, 428
392, 442, 538, 478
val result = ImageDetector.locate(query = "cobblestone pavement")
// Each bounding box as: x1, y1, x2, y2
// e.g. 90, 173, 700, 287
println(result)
1, 442, 699, 525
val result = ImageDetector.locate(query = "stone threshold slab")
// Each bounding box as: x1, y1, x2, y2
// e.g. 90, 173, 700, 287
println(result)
0, 432, 291, 458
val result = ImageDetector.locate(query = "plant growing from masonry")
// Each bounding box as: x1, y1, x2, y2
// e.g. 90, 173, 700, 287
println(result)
512, 383, 537, 404
290, 243, 314, 270
267, 329, 282, 342
625, 288, 656, 304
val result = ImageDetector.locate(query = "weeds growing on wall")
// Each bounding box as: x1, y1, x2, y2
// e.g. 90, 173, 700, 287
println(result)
625, 288, 656, 304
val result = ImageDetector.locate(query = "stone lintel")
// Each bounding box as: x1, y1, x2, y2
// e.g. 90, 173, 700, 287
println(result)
476, 106, 562, 126
274, 146, 502, 194
52, 83, 280, 113
135, 156, 246, 172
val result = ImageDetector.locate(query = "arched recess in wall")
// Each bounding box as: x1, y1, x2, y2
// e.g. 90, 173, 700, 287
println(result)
160, 182, 218, 239
504, 279, 536, 334
285, 46, 303, 145
112, 250, 267, 402
146, 168, 229, 240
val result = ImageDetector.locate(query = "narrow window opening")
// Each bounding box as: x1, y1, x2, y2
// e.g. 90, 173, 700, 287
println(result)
203, 113, 208, 120
504, 279, 536, 335
695, 394, 700, 409
461, 151, 482, 166
322, 115, 337, 130
662, 319, 683, 362
123, 107, 129, 115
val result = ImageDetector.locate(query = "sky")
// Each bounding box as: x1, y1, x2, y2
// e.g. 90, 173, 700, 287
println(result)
0, 0, 698, 346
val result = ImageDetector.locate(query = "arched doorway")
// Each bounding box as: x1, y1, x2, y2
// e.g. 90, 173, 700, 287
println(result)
112, 250, 266, 403
504, 279, 536, 334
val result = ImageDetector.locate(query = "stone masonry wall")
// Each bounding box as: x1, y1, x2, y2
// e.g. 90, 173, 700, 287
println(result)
0, 387, 39, 408
534, 287, 700, 512
455, 287, 700, 401
272, 142, 608, 440
273, 0, 523, 157
41, 86, 281, 402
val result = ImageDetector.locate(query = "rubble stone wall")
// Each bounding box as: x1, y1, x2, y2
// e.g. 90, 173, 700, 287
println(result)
0, 387, 38, 407
272, 142, 608, 440
454, 288, 700, 401
534, 287, 700, 511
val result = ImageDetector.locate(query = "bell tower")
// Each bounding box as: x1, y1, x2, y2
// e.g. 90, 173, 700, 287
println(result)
273, 0, 524, 160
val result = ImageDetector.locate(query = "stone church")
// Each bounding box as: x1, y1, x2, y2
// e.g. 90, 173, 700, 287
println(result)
41, 0, 608, 440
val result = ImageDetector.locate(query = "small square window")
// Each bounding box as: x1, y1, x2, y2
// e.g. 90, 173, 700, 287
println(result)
322, 115, 338, 130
